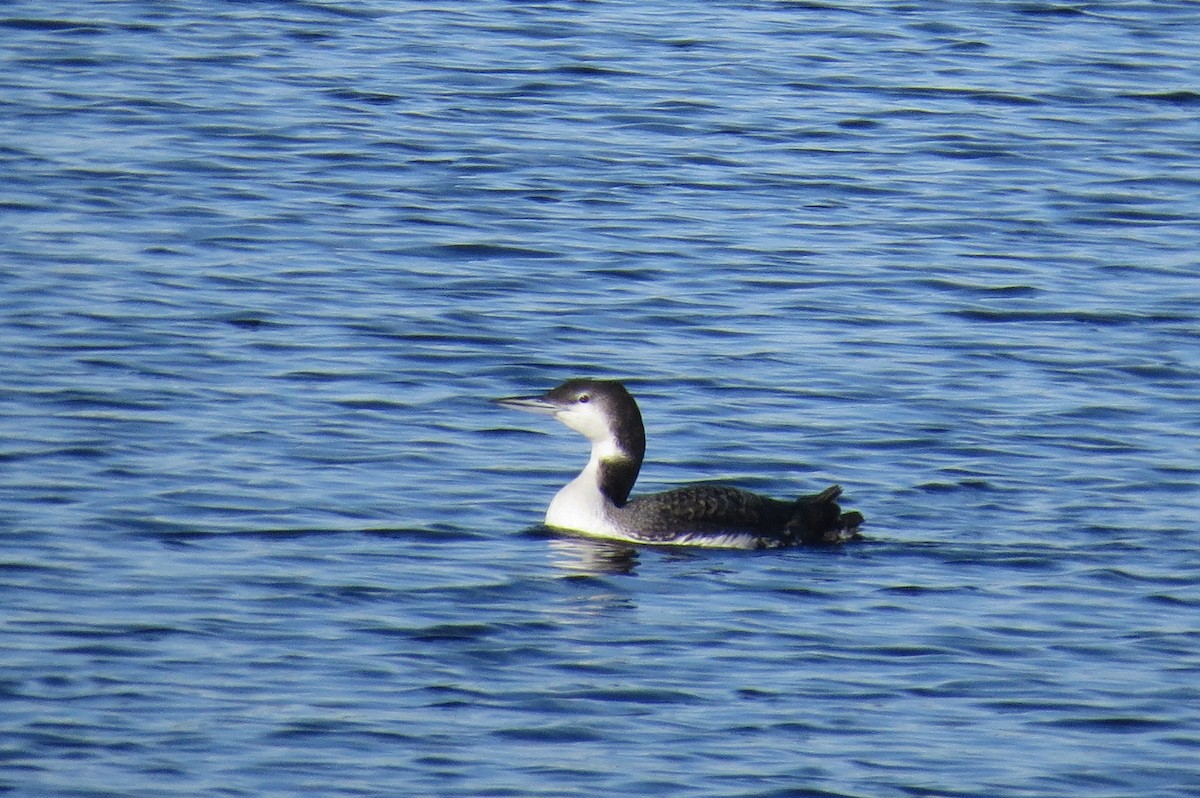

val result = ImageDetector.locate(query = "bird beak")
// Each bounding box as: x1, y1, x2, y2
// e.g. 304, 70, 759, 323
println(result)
492, 394, 560, 415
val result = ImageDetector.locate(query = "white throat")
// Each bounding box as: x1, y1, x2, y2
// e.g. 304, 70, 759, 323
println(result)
544, 439, 624, 537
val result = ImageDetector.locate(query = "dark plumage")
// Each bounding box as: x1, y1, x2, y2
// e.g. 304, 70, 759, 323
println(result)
623, 484, 861, 547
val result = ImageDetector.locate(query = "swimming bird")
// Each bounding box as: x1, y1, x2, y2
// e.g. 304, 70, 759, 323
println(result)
494, 378, 863, 548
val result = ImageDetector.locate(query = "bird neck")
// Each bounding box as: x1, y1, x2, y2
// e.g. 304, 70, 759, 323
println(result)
586, 434, 642, 507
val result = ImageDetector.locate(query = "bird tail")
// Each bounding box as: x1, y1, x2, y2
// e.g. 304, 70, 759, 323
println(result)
786, 485, 863, 545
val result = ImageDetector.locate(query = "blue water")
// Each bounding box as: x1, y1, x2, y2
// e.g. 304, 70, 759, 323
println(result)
3, 1, 1199, 796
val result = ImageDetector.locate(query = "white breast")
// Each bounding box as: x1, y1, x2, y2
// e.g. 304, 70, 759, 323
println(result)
545, 472, 620, 536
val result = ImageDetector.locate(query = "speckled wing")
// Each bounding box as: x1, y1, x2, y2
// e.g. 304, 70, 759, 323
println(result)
618, 484, 858, 547
618, 485, 794, 542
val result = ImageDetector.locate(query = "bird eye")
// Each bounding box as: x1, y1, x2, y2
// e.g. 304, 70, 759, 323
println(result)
577, 394, 590, 404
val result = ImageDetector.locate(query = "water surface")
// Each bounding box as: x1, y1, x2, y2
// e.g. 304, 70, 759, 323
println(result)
2, 2, 1198, 796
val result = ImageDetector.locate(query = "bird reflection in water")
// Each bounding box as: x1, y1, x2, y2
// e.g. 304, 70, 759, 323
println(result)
547, 535, 639, 575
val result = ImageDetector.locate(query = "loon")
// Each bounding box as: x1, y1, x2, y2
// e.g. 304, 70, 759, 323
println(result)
494, 378, 863, 548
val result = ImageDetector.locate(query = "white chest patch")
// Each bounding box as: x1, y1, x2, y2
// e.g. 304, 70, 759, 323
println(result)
542, 447, 631, 541
545, 474, 621, 537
